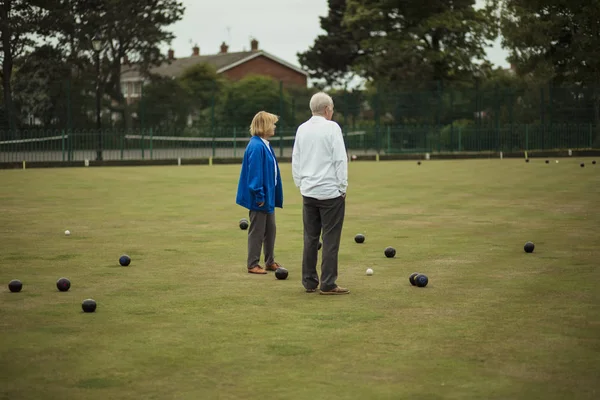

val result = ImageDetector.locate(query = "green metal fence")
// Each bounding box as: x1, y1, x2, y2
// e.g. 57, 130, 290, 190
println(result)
1, 124, 596, 162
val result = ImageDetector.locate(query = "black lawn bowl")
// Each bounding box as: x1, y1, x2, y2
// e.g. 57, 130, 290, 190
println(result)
415, 274, 429, 287
580, 163, 585, 168
318, 241, 322, 250
354, 234, 365, 244
593, 160, 596, 165
525, 159, 529, 163
8, 279, 22, 293
56, 277, 71, 292
417, 161, 421, 165
239, 218, 249, 230
409, 273, 419, 286
384, 247, 396, 258
82, 299, 97, 313
524, 241, 535, 253
275, 267, 289, 280
545, 160, 549, 164
119, 255, 131, 266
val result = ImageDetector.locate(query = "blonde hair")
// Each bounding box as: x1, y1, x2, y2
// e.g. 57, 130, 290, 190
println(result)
249, 111, 279, 137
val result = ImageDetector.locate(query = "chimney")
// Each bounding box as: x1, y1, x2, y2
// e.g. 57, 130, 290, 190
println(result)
250, 38, 259, 51
220, 42, 229, 54
167, 49, 174, 60
192, 44, 200, 56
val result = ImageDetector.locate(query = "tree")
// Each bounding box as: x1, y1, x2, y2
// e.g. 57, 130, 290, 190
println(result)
297, 0, 364, 88
342, 0, 499, 88
0, 0, 51, 131
12, 45, 71, 126
47, 0, 185, 126
218, 76, 292, 129
137, 77, 190, 132
178, 63, 224, 126
500, 0, 600, 144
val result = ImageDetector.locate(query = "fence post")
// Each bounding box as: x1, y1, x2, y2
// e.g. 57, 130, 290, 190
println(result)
68, 130, 73, 161
375, 87, 381, 154
233, 126, 237, 157
212, 129, 216, 158
386, 125, 391, 153
150, 128, 153, 159
279, 128, 283, 159
495, 84, 500, 152
279, 81, 284, 158
458, 127, 462, 152
590, 123, 593, 148
540, 87, 545, 149
61, 130, 66, 161
141, 129, 145, 159
120, 133, 124, 160
291, 97, 296, 127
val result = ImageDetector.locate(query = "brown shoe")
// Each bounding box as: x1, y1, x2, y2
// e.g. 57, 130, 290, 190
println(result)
319, 286, 350, 295
248, 265, 267, 274
265, 262, 282, 271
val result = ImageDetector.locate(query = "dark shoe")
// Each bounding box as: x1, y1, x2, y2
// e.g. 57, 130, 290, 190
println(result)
265, 262, 282, 272
248, 265, 267, 274
319, 286, 350, 295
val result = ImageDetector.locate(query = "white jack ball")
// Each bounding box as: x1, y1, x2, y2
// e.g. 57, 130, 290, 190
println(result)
65, 230, 71, 236
366, 268, 373, 276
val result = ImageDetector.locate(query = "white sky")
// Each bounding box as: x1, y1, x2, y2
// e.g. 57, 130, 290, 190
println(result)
163, 0, 509, 71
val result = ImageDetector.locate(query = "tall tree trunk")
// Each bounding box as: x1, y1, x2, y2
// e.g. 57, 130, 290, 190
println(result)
0, 0, 17, 134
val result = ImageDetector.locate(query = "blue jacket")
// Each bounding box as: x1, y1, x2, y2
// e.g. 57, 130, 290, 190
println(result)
236, 136, 283, 213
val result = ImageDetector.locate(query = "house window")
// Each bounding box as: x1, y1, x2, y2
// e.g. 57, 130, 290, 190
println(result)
121, 82, 128, 96
133, 82, 142, 96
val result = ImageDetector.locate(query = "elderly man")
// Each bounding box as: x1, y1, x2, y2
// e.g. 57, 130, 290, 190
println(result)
292, 92, 349, 295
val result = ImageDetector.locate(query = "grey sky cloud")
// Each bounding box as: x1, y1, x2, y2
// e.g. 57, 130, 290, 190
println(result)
163, 0, 509, 70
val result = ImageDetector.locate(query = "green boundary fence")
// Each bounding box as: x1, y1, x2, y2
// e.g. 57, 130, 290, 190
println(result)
0, 123, 597, 162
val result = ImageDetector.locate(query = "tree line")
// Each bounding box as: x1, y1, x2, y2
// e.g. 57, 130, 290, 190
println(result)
1, 0, 599, 143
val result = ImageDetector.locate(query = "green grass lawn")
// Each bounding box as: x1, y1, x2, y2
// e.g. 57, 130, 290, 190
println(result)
1, 158, 599, 400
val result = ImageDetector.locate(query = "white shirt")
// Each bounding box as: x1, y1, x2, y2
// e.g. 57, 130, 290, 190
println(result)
292, 116, 348, 200
261, 137, 277, 186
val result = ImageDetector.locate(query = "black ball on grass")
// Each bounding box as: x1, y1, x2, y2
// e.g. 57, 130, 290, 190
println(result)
593, 160, 596, 165
525, 159, 529, 163
82, 299, 97, 313
275, 267, 289, 280
119, 255, 131, 266
580, 163, 585, 168
354, 234, 365, 244
524, 241, 535, 253
417, 161, 421, 165
545, 160, 549, 164
415, 274, 429, 287
318, 241, 322, 250
56, 277, 71, 292
409, 273, 419, 286
384, 247, 396, 258
239, 218, 249, 230
8, 279, 22, 293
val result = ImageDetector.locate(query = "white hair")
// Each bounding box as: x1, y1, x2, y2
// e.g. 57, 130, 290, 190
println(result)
310, 92, 334, 115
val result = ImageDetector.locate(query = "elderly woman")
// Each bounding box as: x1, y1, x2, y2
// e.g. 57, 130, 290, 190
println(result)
236, 111, 284, 274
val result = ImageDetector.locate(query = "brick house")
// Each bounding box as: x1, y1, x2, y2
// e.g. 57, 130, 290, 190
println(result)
120, 39, 308, 104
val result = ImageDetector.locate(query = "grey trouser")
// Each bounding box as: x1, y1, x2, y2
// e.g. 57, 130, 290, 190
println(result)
247, 210, 276, 268
302, 195, 345, 291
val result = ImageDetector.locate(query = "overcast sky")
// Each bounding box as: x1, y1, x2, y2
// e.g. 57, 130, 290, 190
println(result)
164, 0, 509, 71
